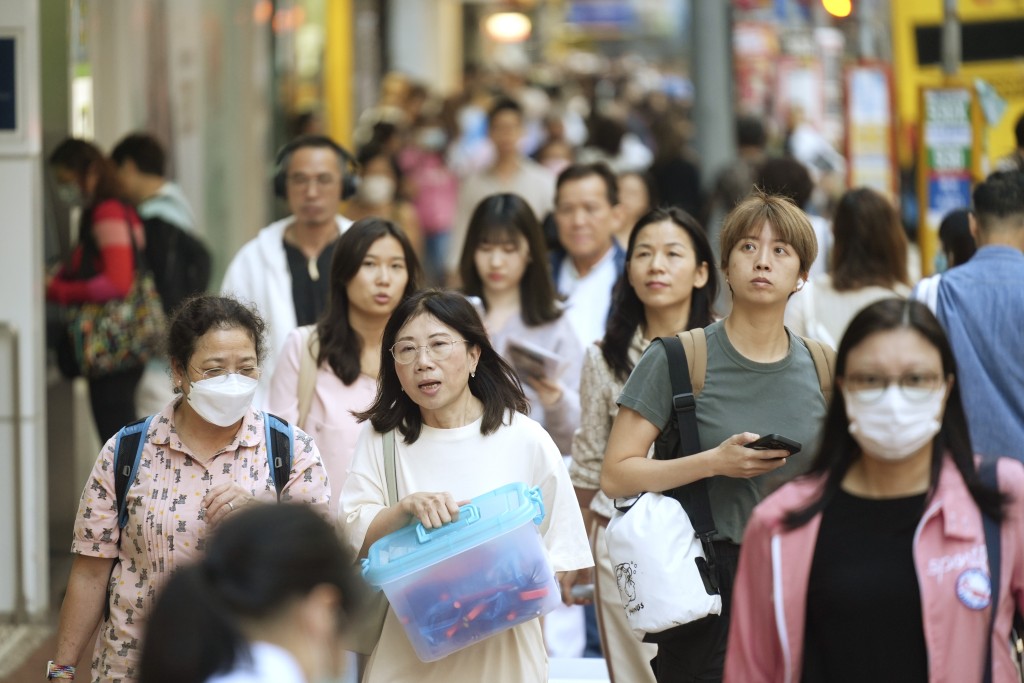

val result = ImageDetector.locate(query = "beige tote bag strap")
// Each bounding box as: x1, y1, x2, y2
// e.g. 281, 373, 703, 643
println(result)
676, 328, 707, 397
800, 335, 836, 406
296, 325, 320, 431
383, 430, 398, 505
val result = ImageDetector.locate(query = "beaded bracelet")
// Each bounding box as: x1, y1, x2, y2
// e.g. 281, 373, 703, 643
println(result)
46, 661, 76, 680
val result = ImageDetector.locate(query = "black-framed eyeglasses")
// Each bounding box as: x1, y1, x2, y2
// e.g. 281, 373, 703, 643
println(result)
390, 337, 468, 365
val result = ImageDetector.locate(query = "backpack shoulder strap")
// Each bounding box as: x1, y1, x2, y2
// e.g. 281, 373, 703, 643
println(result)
676, 327, 707, 397
263, 412, 294, 501
799, 335, 836, 406
113, 415, 155, 530
297, 326, 320, 431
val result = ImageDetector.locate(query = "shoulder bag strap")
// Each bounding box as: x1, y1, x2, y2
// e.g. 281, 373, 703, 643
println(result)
979, 456, 1002, 683
656, 336, 716, 540
799, 335, 836, 406
121, 205, 150, 276
297, 326, 320, 431
677, 328, 707, 397
383, 429, 398, 506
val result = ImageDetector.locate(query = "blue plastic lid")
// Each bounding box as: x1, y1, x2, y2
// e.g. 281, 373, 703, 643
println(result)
362, 482, 546, 587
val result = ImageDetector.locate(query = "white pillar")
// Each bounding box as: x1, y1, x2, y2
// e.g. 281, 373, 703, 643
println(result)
692, 0, 736, 191
0, 0, 49, 621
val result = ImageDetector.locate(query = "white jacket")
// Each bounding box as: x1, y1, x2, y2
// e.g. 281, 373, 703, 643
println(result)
221, 214, 351, 409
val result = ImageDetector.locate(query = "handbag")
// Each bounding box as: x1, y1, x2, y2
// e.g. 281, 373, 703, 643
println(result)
64, 217, 166, 379
605, 335, 722, 643
347, 429, 399, 655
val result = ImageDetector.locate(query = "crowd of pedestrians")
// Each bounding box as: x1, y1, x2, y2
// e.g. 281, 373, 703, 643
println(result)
43, 66, 1024, 683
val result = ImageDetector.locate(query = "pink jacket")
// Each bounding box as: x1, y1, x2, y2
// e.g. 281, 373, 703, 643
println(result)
725, 456, 1024, 683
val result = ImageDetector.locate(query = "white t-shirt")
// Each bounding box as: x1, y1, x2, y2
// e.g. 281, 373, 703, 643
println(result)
205, 642, 306, 683
557, 247, 619, 348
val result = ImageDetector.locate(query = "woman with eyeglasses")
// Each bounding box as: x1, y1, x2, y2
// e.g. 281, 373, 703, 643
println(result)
339, 289, 592, 682
459, 193, 583, 455
725, 298, 1024, 683
49, 295, 330, 683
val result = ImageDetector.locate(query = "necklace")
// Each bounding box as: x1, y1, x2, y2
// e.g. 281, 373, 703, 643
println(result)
308, 257, 320, 281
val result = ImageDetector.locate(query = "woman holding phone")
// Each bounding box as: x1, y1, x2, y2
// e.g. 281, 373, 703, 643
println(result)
569, 206, 717, 682
601, 192, 833, 682
459, 193, 582, 454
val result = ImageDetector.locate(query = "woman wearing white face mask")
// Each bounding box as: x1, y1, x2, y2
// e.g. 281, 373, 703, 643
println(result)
344, 142, 423, 258
726, 298, 1024, 683
49, 295, 331, 683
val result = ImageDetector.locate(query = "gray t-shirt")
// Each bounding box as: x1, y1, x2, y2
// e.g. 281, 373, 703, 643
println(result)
617, 319, 827, 544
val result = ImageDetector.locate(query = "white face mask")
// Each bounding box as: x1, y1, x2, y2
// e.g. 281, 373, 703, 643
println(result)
359, 175, 395, 205
187, 374, 259, 427
844, 384, 945, 461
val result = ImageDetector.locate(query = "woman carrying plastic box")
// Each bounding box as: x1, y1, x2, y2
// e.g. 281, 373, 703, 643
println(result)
340, 289, 593, 682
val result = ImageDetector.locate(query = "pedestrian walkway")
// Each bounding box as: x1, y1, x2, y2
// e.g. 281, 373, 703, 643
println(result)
0, 624, 56, 683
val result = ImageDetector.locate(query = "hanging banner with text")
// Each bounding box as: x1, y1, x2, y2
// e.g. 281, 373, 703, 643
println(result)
917, 86, 980, 277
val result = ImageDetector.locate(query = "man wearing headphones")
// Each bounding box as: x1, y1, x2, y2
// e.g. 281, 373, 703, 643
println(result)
221, 135, 355, 408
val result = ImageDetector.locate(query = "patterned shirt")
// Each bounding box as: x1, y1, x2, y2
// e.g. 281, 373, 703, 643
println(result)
71, 401, 330, 682
569, 330, 652, 520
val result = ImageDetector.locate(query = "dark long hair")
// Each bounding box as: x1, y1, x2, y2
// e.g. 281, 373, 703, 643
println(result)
601, 207, 718, 381
830, 187, 910, 291
316, 218, 421, 385
354, 289, 528, 443
784, 298, 1005, 529
138, 504, 366, 683
459, 193, 562, 327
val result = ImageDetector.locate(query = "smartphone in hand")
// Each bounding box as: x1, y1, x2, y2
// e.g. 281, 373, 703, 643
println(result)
744, 434, 802, 457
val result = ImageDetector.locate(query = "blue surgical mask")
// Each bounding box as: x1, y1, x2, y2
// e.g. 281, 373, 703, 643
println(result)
933, 250, 949, 273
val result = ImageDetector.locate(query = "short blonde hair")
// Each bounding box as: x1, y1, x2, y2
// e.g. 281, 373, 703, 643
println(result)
719, 191, 818, 274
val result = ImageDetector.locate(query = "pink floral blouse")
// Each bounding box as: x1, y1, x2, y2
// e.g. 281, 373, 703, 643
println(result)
71, 401, 330, 682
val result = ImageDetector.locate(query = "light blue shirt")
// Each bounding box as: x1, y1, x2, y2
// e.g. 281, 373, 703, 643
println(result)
935, 245, 1024, 460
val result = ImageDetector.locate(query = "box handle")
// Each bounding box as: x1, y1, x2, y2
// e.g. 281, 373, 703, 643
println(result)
527, 486, 546, 525
415, 503, 481, 544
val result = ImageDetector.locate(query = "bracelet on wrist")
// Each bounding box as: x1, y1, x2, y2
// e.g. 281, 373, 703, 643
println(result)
46, 661, 75, 680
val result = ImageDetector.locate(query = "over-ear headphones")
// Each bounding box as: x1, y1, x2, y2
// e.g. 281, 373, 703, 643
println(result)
273, 135, 359, 201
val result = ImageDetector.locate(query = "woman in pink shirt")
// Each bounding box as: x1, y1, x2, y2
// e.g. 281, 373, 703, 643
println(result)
726, 298, 1024, 683
49, 295, 330, 683
267, 218, 421, 514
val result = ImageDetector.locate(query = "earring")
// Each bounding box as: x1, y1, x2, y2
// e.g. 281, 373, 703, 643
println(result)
471, 371, 476, 378
796, 279, 806, 292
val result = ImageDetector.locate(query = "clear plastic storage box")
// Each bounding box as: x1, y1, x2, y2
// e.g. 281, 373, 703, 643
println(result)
362, 482, 561, 661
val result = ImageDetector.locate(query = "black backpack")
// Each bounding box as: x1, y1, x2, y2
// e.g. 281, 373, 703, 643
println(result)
141, 216, 212, 315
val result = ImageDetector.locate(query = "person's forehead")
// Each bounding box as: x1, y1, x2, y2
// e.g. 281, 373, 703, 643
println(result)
490, 110, 522, 127
287, 146, 342, 173
558, 175, 610, 203
54, 166, 77, 184
398, 313, 458, 338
